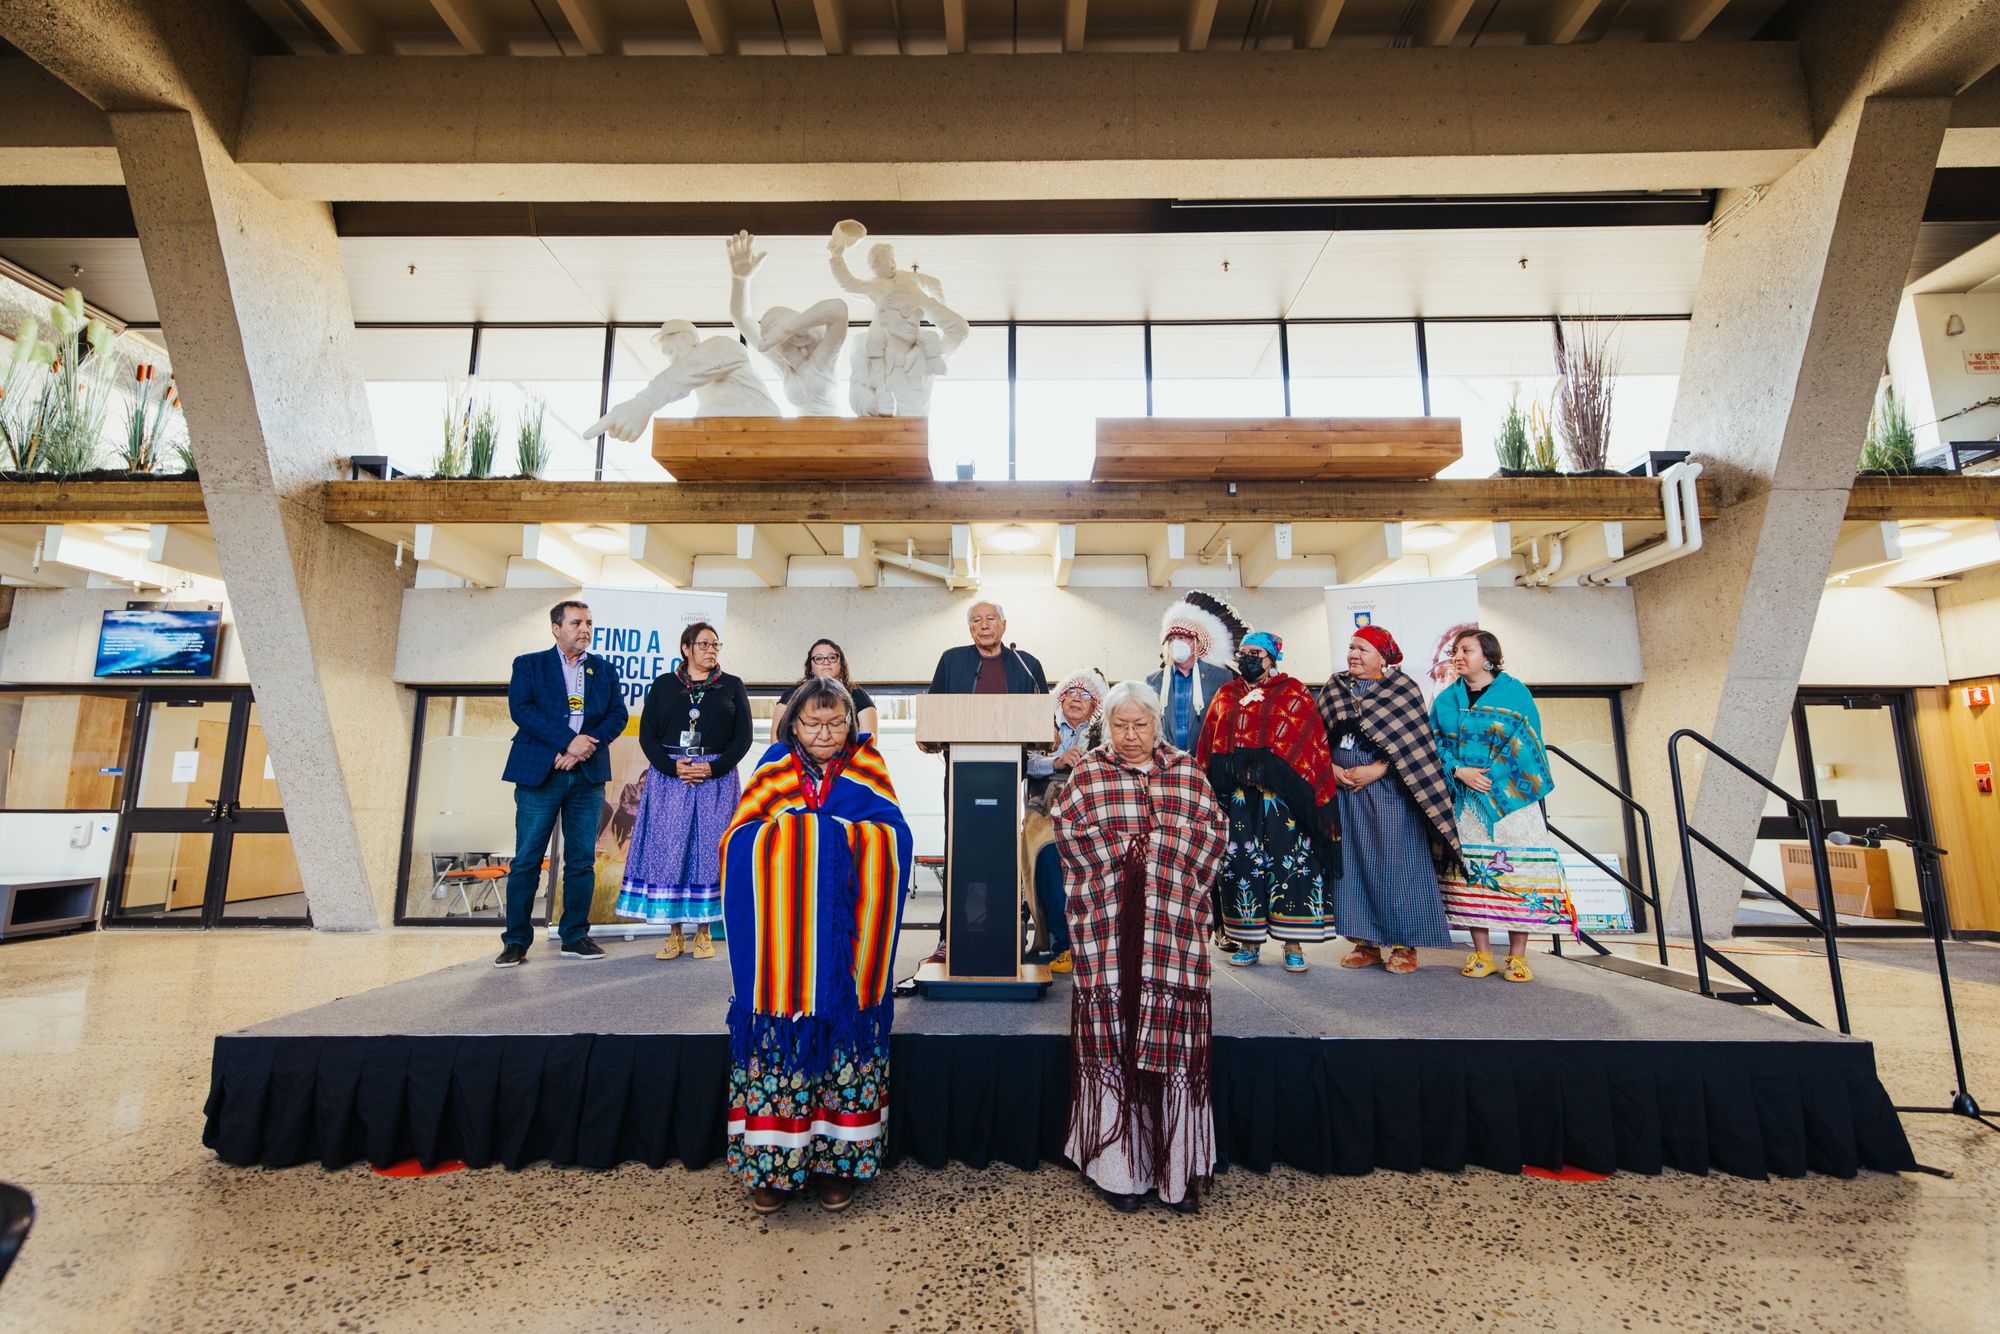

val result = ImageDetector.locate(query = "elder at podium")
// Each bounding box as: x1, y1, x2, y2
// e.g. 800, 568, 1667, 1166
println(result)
920, 599, 1050, 965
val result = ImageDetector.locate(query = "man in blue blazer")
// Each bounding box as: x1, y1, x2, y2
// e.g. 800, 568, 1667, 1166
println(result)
495, 599, 629, 968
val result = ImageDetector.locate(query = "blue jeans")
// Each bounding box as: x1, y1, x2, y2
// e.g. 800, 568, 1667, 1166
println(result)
1034, 844, 1069, 955
503, 767, 605, 949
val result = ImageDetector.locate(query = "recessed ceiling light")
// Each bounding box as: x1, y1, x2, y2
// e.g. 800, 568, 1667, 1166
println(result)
573, 525, 625, 552
1899, 525, 1950, 549
986, 525, 1037, 552
105, 527, 151, 550
1404, 523, 1457, 550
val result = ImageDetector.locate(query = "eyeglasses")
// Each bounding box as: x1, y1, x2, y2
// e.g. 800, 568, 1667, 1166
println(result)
690, 640, 721, 651
809, 654, 842, 666
796, 718, 851, 735
1109, 719, 1153, 735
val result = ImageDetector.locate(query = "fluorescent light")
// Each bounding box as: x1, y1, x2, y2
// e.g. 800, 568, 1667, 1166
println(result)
1899, 525, 1950, 549
573, 525, 624, 552
986, 525, 1037, 552
1404, 523, 1457, 550
105, 527, 151, 550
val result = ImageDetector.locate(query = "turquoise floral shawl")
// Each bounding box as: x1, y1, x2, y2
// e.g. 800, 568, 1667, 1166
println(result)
1429, 672, 1555, 827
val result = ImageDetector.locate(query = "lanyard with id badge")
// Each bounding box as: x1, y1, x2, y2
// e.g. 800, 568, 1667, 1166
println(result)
677, 669, 713, 754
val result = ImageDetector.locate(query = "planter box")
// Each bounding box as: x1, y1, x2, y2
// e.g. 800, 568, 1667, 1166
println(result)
652, 416, 931, 482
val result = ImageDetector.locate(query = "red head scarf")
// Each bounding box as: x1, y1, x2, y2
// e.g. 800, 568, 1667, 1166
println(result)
1352, 625, 1402, 667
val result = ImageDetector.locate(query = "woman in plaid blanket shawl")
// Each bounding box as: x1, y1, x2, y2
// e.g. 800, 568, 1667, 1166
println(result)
1314, 625, 1462, 976
1052, 680, 1229, 1214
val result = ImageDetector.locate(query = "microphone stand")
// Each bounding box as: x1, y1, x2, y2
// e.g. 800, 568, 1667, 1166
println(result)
1862, 825, 1999, 1136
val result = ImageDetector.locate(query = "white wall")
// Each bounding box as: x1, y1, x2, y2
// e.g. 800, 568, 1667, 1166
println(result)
394, 583, 1648, 689
1887, 292, 2000, 455
1938, 562, 2000, 681
0, 589, 250, 684
1801, 587, 1948, 686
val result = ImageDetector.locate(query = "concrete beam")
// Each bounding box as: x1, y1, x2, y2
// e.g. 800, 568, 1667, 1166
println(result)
1547, 521, 1626, 584
1430, 521, 1515, 577
737, 522, 788, 587
1826, 520, 1902, 577
630, 524, 694, 586
1846, 520, 2000, 586
1146, 523, 1186, 588
1182, 0, 1219, 50
0, 59, 121, 186
1238, 523, 1293, 589
1063, 0, 1087, 52
1532, 0, 1604, 45
1295, 0, 1344, 50
1336, 523, 1405, 583
514, 523, 601, 586
1801, 0, 2000, 138
841, 524, 878, 588
0, 526, 88, 587
950, 524, 974, 584
810, 0, 850, 55
295, 0, 388, 54
944, 0, 968, 52
429, 0, 507, 54
41, 524, 175, 587
1052, 524, 1076, 586
685, 0, 737, 55
1650, 0, 1729, 42
232, 46, 1814, 201
415, 522, 508, 587
553, 0, 617, 54
147, 523, 223, 578
1413, 0, 1477, 47
1943, 70, 2000, 165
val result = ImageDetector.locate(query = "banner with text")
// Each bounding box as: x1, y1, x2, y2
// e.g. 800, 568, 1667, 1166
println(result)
1324, 576, 1480, 707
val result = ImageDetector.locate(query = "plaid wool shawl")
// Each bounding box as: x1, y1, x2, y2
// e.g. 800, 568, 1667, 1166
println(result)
1052, 745, 1228, 1174
720, 736, 912, 1078
1316, 669, 1465, 875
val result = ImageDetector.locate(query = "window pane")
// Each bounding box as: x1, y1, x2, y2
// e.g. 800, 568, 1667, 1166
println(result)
1561, 319, 1687, 472
117, 830, 213, 919
0, 692, 136, 809
355, 328, 473, 476
135, 699, 232, 809
403, 694, 527, 922
1150, 324, 1284, 417
927, 325, 1010, 481
1014, 326, 1145, 481
480, 328, 613, 483
1287, 323, 1426, 417
221, 832, 308, 920
1424, 321, 1560, 478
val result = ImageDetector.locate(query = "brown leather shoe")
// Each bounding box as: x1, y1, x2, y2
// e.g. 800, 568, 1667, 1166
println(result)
816, 1175, 856, 1212
1339, 944, 1383, 969
750, 1186, 790, 1215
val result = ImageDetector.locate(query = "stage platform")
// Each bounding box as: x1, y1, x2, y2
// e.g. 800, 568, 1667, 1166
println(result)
204, 939, 1915, 1181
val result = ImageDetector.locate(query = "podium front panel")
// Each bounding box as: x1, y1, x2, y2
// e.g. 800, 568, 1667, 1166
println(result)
946, 753, 1022, 980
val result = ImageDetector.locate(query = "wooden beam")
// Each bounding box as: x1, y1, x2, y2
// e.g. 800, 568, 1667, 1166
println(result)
685, 0, 737, 55
1531, 0, 1604, 45
296, 0, 389, 53
1052, 524, 1076, 586
429, 0, 506, 53
552, 0, 617, 53
1239, 523, 1293, 589
811, 0, 850, 54
737, 523, 788, 587
1064, 0, 1087, 52
1649, 0, 1730, 42
1295, 0, 1346, 50
1146, 523, 1186, 587
1337, 523, 1405, 583
414, 523, 509, 587
629, 524, 694, 586
944, 0, 968, 53
147, 524, 222, 579
842, 524, 878, 588
1827, 521, 1902, 578
322, 478, 1719, 527
1182, 0, 1220, 50
0, 481, 208, 525
1413, 0, 1478, 47
1843, 477, 2000, 522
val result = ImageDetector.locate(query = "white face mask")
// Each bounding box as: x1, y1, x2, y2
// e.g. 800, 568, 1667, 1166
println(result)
1168, 639, 1193, 665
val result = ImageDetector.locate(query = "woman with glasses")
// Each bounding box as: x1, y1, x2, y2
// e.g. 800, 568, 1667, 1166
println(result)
778, 639, 878, 737
617, 621, 753, 962
722, 676, 912, 1214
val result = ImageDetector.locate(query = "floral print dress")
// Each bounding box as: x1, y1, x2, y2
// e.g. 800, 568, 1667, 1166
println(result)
1218, 786, 1333, 944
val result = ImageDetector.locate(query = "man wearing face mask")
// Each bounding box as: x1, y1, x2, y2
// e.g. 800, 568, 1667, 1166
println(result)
1194, 630, 1342, 973
1145, 599, 1237, 753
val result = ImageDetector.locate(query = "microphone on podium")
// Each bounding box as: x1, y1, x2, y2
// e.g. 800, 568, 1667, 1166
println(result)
1826, 830, 1883, 849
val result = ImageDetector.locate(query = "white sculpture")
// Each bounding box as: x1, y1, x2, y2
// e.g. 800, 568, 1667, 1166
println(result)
828, 220, 970, 417
585, 319, 781, 440
727, 231, 848, 417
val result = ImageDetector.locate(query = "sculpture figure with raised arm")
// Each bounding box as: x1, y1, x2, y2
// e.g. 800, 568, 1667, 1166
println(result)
727, 231, 849, 417
827, 219, 970, 417
585, 319, 781, 441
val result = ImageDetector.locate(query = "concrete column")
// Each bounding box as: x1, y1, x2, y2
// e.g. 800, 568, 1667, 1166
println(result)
111, 109, 410, 929
1625, 95, 1950, 937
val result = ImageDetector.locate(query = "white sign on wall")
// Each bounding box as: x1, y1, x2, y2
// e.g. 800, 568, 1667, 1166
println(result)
1323, 576, 1480, 706
581, 586, 729, 711
1963, 349, 2000, 375
1565, 851, 1636, 934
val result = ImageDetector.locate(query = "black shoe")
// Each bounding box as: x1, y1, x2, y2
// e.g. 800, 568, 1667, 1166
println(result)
494, 945, 528, 968
1165, 1188, 1200, 1215
560, 938, 606, 960
1099, 1187, 1144, 1214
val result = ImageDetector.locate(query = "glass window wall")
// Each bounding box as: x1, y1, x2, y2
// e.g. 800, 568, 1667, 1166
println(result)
1287, 323, 1426, 418
479, 328, 615, 482
1150, 324, 1285, 418
1013, 326, 1145, 481
355, 327, 474, 476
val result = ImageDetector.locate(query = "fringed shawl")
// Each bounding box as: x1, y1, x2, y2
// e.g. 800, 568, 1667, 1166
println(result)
1315, 668, 1465, 876
1195, 672, 1342, 874
720, 735, 912, 1078
1429, 673, 1556, 827
1051, 745, 1228, 1180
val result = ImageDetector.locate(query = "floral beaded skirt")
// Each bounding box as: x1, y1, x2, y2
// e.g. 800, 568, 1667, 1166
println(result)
726, 1041, 890, 1192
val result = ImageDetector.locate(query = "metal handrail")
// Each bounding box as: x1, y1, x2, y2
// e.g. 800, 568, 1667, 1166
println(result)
1667, 728, 1851, 1034
1544, 743, 1670, 966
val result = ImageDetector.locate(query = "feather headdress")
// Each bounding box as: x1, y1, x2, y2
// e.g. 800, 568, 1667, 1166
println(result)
1160, 598, 1236, 669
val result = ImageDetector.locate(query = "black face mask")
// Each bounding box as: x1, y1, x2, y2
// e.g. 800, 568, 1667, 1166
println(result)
1237, 654, 1268, 681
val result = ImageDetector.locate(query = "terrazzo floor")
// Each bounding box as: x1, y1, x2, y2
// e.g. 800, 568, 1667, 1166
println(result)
2, 927, 1997, 1333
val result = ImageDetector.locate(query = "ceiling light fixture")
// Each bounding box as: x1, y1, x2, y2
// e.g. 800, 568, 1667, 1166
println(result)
573, 525, 625, 552
986, 525, 1037, 552
1899, 525, 1951, 549
1404, 523, 1457, 550
105, 527, 151, 550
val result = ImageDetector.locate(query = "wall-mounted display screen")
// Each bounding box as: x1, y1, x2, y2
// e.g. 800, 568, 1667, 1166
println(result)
93, 608, 223, 678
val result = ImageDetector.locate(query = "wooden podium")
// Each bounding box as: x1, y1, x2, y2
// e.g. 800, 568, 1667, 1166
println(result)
913, 694, 1054, 1000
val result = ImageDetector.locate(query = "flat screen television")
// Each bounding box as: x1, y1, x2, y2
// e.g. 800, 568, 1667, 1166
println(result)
93, 608, 224, 678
